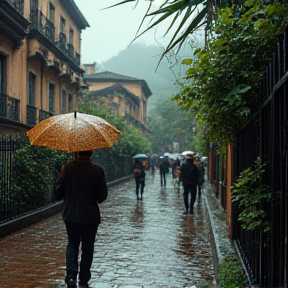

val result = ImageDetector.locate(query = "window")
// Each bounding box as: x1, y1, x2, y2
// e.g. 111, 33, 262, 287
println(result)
49, 83, 54, 113
61, 89, 66, 114
60, 16, 65, 34
68, 93, 73, 112
0, 54, 6, 94
49, 2, 55, 23
28, 72, 36, 106
0, 55, 6, 117
69, 28, 74, 44
30, 0, 38, 21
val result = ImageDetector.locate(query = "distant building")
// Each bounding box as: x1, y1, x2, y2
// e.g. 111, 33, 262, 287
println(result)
0, 0, 89, 135
84, 68, 152, 134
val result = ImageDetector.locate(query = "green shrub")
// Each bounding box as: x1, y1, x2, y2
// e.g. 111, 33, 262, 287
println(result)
219, 256, 246, 288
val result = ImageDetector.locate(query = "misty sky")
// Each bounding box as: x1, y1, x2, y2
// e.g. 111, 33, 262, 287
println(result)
74, 0, 172, 64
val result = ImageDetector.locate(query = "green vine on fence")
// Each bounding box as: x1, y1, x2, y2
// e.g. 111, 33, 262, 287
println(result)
231, 157, 271, 232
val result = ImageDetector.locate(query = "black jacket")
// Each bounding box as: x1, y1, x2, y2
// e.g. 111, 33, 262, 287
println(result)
180, 159, 198, 185
159, 158, 170, 174
55, 158, 108, 224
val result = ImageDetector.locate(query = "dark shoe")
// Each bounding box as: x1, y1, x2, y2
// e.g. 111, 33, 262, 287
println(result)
66, 278, 77, 288
190, 208, 194, 214
183, 210, 188, 215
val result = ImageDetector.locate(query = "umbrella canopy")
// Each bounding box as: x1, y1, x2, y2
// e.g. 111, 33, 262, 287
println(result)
181, 150, 194, 156
132, 154, 148, 159
26, 112, 121, 152
168, 153, 181, 160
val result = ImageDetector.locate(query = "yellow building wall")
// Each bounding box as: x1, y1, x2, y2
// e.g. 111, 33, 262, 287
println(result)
2, 1, 85, 126
87, 81, 148, 123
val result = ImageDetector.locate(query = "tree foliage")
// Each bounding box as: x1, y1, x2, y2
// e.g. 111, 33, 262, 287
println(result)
147, 97, 199, 154
10, 135, 73, 207
173, 0, 288, 153
109, 0, 228, 60
231, 157, 271, 232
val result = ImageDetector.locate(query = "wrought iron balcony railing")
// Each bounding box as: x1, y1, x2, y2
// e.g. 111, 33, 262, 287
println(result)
0, 93, 20, 121
56, 32, 67, 53
9, 0, 24, 15
26, 105, 37, 126
39, 109, 53, 122
29, 9, 81, 67
30, 9, 55, 43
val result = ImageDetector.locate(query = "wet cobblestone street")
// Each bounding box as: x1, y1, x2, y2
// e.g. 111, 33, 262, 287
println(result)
0, 173, 215, 288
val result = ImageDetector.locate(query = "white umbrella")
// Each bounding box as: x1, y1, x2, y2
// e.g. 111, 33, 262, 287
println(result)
181, 150, 194, 156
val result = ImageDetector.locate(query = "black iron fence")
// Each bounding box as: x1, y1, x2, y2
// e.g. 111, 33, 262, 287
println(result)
232, 28, 288, 287
0, 134, 133, 224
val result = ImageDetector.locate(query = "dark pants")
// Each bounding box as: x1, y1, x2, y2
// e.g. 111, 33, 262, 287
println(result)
64, 221, 99, 284
160, 172, 167, 186
183, 184, 197, 212
197, 184, 202, 196
135, 177, 145, 197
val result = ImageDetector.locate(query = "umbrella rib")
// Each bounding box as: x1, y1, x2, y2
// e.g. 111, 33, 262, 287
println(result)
80, 117, 118, 146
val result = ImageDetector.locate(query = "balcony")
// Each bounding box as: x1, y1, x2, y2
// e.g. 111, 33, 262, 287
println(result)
29, 9, 81, 70
9, 0, 24, 15
26, 105, 37, 126
0, 93, 20, 121
30, 10, 55, 43
67, 43, 74, 60
39, 109, 53, 122
56, 32, 67, 52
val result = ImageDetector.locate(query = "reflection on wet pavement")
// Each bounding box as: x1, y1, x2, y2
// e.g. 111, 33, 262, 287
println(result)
0, 173, 215, 288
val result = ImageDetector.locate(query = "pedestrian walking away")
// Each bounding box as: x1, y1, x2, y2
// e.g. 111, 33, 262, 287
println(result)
180, 154, 198, 214
195, 156, 205, 197
55, 150, 108, 288
159, 155, 170, 187
133, 158, 146, 200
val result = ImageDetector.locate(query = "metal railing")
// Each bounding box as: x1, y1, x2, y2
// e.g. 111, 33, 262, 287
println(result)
9, 0, 24, 15
26, 105, 37, 126
0, 93, 20, 121
39, 109, 53, 122
0, 135, 132, 224
29, 9, 81, 66
232, 28, 288, 287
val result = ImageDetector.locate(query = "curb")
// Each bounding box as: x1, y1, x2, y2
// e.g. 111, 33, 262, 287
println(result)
203, 183, 235, 285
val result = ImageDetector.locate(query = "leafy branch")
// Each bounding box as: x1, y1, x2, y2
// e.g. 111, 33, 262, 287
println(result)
173, 0, 288, 154
231, 157, 271, 232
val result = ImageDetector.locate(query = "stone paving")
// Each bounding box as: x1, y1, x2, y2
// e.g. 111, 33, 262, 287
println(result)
0, 172, 217, 288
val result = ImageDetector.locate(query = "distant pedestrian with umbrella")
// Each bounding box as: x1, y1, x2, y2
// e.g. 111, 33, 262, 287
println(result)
26, 112, 121, 288
180, 153, 198, 214
133, 158, 146, 200
159, 156, 171, 187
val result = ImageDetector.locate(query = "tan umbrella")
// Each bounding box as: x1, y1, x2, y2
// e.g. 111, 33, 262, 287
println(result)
26, 112, 121, 152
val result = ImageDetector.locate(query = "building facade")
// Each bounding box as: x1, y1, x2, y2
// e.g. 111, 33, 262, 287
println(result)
83, 67, 152, 134
0, 0, 89, 134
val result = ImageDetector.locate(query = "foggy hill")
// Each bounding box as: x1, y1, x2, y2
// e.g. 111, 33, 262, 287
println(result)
97, 43, 191, 111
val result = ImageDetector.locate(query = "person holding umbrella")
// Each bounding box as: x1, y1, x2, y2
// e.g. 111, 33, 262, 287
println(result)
26, 112, 121, 288
133, 158, 146, 200
180, 153, 198, 214
55, 150, 108, 288
159, 156, 171, 187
